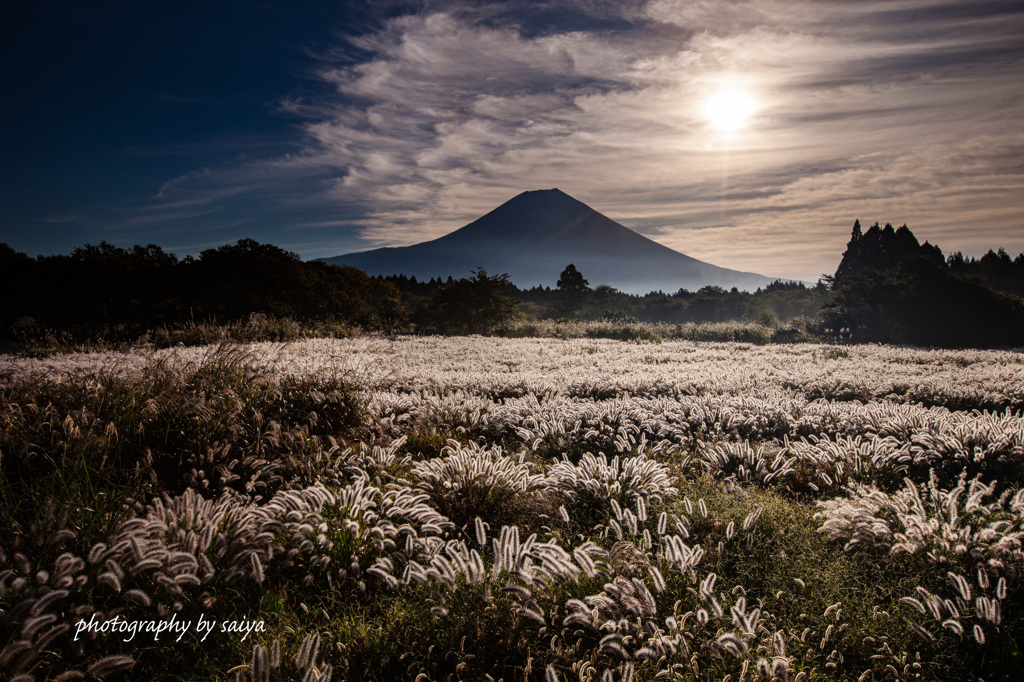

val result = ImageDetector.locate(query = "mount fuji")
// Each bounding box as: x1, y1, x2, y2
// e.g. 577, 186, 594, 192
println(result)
324, 189, 775, 293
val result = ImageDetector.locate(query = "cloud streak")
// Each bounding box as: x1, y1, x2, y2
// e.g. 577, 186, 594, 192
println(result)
144, 0, 1024, 281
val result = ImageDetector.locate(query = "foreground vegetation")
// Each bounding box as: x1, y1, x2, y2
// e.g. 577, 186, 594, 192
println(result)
2, 337, 1022, 680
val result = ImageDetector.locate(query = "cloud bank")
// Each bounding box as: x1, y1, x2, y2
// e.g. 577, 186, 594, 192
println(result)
151, 0, 1024, 281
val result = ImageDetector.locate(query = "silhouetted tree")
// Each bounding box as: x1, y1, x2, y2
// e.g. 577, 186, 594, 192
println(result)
557, 263, 590, 313
834, 220, 944, 286
0, 239, 408, 342
416, 268, 518, 334
821, 222, 1024, 346
557, 264, 589, 294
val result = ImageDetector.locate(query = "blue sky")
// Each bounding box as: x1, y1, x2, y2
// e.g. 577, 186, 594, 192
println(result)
2, 0, 1023, 282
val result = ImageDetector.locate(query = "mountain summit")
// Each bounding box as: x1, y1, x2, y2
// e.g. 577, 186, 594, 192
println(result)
324, 189, 774, 293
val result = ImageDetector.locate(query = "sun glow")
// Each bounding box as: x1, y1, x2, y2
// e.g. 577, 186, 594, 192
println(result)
703, 88, 757, 133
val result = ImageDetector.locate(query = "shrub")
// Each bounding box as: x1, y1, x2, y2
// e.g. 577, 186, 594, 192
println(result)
412, 441, 544, 531
545, 452, 676, 525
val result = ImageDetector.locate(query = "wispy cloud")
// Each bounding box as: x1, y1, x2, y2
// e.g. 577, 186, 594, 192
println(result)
141, 0, 1024, 281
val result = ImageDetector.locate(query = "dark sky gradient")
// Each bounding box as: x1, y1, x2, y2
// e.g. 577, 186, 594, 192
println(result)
2, 0, 1023, 281
2, 1, 343, 246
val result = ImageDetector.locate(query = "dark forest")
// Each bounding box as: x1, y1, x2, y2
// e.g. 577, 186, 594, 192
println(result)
2, 222, 1023, 348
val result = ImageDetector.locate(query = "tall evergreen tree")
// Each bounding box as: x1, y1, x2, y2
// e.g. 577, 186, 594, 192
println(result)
557, 263, 590, 313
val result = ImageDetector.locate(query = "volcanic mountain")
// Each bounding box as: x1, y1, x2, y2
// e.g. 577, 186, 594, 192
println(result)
324, 189, 775, 293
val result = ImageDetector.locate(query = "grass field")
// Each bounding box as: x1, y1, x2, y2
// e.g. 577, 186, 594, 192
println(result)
2, 336, 1022, 680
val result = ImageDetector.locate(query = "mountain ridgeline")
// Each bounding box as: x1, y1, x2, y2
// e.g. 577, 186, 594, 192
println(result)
324, 189, 775, 294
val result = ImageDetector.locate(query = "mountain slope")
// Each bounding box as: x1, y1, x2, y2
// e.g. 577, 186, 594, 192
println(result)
324, 189, 775, 293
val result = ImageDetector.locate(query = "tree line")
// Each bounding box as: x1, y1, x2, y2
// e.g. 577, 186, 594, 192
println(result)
3, 221, 1023, 348
388, 267, 830, 331
819, 221, 1024, 346
0, 239, 405, 343
392, 221, 1024, 346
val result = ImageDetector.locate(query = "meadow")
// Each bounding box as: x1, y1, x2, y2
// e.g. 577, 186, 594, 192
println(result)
2, 335, 1023, 680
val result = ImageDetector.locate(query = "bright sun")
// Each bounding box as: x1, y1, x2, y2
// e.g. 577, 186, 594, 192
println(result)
703, 88, 757, 133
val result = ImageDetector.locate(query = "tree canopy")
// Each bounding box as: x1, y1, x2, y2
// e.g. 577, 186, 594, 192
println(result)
820, 221, 1024, 346
0, 239, 406, 342
414, 268, 518, 334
